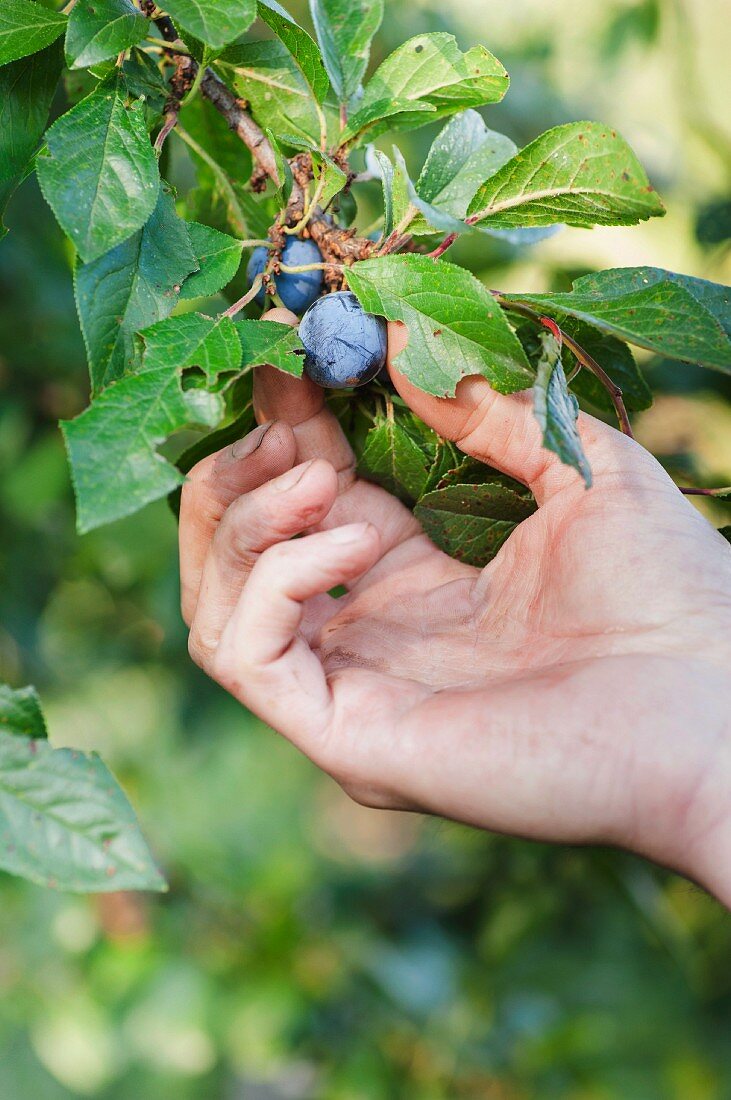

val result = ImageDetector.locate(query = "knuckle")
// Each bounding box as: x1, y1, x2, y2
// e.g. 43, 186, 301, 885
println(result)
215, 499, 259, 565
338, 778, 394, 811
187, 628, 211, 669
210, 646, 244, 693
180, 598, 193, 629
256, 539, 292, 575
181, 455, 213, 506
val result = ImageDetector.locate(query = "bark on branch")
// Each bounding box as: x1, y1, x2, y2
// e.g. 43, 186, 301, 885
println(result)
144, 4, 279, 185
199, 68, 280, 184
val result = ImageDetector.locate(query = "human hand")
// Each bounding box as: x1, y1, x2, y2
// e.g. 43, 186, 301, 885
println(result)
180, 308, 731, 906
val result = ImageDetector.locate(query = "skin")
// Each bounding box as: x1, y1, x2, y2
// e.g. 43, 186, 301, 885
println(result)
180, 307, 731, 908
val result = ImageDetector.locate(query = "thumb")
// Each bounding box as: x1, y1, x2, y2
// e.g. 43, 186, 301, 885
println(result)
386, 320, 633, 502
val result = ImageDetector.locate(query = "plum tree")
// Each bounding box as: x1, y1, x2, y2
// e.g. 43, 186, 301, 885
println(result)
0, 0, 729, 892
299, 291, 387, 389
246, 236, 324, 314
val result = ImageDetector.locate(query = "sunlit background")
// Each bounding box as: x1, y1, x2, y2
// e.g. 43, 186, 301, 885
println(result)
1, 1, 730, 1096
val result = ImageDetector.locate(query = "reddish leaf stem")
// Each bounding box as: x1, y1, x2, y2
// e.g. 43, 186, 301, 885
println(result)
154, 108, 178, 152
678, 486, 731, 498
427, 215, 479, 260
427, 233, 458, 259
222, 275, 264, 318
495, 295, 634, 438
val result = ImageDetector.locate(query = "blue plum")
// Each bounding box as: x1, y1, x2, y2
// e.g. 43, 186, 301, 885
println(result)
246, 236, 323, 314
299, 291, 387, 389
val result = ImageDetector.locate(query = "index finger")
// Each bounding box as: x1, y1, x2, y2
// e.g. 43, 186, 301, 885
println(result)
253, 310, 423, 557
179, 420, 297, 625
253, 309, 355, 485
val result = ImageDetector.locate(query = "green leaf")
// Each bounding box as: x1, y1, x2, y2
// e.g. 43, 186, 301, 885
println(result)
517, 320, 652, 415
391, 145, 465, 235
481, 224, 564, 246
468, 121, 665, 229
414, 482, 535, 567
179, 222, 244, 300
184, 177, 274, 241
258, 0, 329, 101
409, 109, 517, 235
265, 128, 294, 202
65, 0, 147, 69
0, 685, 47, 740
164, 0, 256, 51
347, 97, 437, 144
181, 94, 253, 182
0, 726, 166, 892
224, 39, 330, 146
0, 41, 63, 240
369, 147, 394, 237
309, 0, 383, 104
75, 186, 198, 393
141, 311, 242, 386
719, 526, 731, 545
62, 313, 241, 531
423, 438, 462, 493
314, 151, 347, 208
358, 410, 432, 504
274, 131, 347, 206
533, 331, 592, 488
235, 318, 304, 376
347, 254, 533, 397
37, 73, 160, 263
343, 34, 509, 143
431, 453, 533, 496
0, 0, 66, 65
123, 47, 171, 113
177, 96, 258, 236
506, 268, 731, 374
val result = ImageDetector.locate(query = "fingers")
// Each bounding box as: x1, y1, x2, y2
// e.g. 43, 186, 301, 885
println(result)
254, 346, 355, 483
386, 321, 649, 503
179, 420, 297, 625
211, 523, 381, 753
254, 313, 422, 558
188, 458, 339, 666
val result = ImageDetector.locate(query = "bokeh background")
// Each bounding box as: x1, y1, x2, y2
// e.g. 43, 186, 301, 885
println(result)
1, 0, 730, 1096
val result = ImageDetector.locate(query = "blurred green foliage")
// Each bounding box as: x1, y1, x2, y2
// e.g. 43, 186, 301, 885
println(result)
0, 1, 730, 1096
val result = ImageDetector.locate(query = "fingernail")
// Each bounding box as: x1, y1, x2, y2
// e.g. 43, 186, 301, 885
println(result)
228, 422, 273, 461
328, 522, 371, 544
275, 459, 315, 492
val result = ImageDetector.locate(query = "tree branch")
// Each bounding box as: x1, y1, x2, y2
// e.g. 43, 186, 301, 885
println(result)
198, 68, 280, 183
143, 4, 280, 185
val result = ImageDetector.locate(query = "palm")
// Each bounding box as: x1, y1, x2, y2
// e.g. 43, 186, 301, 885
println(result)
314, 441, 718, 688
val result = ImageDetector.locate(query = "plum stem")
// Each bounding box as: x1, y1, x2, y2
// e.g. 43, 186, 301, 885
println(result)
279, 262, 344, 274
154, 109, 178, 154
284, 172, 328, 235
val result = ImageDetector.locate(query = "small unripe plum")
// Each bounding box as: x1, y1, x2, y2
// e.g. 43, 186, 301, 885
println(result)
299, 291, 387, 389
246, 236, 323, 314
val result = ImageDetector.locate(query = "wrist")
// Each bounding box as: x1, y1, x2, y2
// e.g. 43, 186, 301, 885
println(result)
626, 658, 731, 910
682, 796, 731, 909
668, 670, 731, 909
